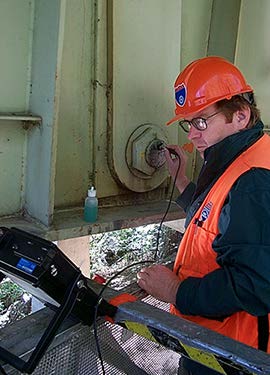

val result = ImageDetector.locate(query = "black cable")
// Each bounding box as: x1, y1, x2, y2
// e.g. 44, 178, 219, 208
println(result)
93, 151, 181, 374
154, 153, 181, 260
93, 260, 154, 375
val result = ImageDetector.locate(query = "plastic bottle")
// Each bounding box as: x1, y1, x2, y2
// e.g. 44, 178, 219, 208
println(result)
84, 186, 98, 222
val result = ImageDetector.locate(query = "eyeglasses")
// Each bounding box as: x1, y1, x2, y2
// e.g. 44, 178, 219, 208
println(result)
178, 111, 221, 132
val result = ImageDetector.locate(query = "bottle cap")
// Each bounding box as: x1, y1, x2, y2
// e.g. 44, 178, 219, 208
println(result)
88, 186, 96, 197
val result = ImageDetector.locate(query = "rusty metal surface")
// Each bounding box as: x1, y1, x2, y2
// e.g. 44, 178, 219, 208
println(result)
115, 301, 270, 375
0, 201, 185, 241
106, 0, 181, 194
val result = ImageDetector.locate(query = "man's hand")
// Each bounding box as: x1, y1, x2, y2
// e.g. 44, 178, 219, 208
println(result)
137, 264, 181, 304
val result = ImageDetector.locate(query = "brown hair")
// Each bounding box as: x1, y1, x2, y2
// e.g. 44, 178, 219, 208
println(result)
216, 93, 260, 129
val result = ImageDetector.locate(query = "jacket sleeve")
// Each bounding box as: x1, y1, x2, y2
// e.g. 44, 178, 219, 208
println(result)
175, 182, 196, 212
175, 168, 270, 317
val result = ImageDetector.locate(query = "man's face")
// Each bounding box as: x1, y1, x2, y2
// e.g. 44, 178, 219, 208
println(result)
185, 104, 243, 155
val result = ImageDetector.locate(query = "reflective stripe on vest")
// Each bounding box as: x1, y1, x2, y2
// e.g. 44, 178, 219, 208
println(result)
171, 134, 270, 352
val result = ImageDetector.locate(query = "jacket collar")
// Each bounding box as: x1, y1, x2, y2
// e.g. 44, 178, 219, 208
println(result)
192, 121, 264, 203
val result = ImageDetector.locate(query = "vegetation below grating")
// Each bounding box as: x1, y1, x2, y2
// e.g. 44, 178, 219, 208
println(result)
0, 224, 181, 327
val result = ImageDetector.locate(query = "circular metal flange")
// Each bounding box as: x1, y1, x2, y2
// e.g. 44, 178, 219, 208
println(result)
125, 123, 169, 192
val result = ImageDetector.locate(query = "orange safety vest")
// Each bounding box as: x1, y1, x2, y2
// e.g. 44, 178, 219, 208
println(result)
171, 134, 270, 352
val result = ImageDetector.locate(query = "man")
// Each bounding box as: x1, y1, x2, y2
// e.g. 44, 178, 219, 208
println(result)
137, 56, 270, 374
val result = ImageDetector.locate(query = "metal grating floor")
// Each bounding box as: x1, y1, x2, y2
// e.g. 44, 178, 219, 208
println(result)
7, 298, 180, 375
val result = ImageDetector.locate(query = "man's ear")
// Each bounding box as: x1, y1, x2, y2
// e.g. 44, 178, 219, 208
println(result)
234, 107, 251, 129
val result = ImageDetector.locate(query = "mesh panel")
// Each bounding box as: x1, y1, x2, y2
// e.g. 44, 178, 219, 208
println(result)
7, 298, 180, 375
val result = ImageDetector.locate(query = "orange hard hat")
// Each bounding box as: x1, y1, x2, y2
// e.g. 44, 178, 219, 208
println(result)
167, 56, 253, 125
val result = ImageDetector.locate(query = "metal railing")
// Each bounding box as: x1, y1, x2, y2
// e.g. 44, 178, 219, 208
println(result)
1, 287, 270, 375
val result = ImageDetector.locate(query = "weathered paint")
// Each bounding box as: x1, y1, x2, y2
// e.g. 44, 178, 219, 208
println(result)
107, 0, 181, 194
208, 0, 241, 62
0, 199, 185, 242
235, 0, 270, 126
26, 0, 65, 226
0, 0, 270, 239
0, 0, 33, 214
54, 0, 94, 208
0, 122, 26, 214
0, 0, 33, 111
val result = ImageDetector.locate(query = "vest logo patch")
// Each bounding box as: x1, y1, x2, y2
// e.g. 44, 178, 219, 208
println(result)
200, 202, 213, 222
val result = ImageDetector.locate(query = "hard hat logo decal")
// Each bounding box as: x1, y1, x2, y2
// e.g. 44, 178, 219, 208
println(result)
175, 83, 187, 107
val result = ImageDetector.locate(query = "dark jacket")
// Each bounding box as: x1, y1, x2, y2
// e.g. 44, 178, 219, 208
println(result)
175, 121, 270, 318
